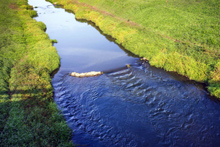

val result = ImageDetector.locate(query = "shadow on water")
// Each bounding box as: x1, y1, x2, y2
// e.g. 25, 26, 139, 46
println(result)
29, 0, 220, 146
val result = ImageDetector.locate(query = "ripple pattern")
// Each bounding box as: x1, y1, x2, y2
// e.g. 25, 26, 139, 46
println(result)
52, 62, 220, 146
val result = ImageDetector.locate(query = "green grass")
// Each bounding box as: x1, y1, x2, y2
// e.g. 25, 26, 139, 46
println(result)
0, 0, 73, 146
47, 0, 220, 98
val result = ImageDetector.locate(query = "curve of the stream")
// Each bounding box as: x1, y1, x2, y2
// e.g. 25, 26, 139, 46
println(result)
28, 0, 220, 146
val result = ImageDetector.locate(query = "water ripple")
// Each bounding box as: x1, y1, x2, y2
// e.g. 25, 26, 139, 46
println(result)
52, 62, 220, 146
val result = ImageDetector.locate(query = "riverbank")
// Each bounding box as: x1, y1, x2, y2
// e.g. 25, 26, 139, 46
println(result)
0, 0, 73, 146
48, 0, 220, 98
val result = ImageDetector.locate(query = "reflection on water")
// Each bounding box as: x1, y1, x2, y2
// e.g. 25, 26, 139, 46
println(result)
29, 0, 137, 73
29, 0, 220, 146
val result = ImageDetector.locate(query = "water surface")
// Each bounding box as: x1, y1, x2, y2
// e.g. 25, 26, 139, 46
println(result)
29, 0, 220, 146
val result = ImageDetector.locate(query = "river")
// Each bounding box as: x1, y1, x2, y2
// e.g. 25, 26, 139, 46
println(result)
28, 0, 220, 146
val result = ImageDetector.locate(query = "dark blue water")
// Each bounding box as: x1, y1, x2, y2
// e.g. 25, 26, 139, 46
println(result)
29, 0, 220, 146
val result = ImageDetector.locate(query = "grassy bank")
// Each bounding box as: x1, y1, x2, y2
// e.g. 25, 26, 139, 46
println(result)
0, 0, 73, 146
48, 0, 220, 98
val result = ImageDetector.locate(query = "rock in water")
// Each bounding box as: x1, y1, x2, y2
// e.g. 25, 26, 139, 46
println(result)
70, 71, 103, 77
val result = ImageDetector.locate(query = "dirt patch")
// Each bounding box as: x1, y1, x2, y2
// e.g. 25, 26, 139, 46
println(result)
9, 3, 19, 10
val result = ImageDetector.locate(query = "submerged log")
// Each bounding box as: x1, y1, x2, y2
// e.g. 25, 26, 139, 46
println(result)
70, 71, 103, 77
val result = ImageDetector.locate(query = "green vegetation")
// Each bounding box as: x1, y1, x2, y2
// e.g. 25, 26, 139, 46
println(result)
0, 0, 73, 146
48, 0, 220, 98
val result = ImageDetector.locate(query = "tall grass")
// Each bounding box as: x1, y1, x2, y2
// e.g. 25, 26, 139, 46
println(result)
48, 0, 220, 98
0, 0, 73, 146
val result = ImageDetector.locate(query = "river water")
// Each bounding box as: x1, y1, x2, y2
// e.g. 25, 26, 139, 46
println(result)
28, 0, 220, 146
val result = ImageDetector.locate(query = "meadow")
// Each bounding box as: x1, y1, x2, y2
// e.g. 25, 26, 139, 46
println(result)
48, 0, 220, 98
0, 0, 73, 146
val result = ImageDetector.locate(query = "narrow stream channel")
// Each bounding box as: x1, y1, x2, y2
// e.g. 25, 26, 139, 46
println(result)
29, 0, 220, 146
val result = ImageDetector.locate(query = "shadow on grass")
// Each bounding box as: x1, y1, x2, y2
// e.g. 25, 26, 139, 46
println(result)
0, 87, 73, 147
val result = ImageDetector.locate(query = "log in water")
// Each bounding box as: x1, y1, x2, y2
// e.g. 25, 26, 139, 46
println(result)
70, 71, 103, 77
29, 0, 220, 146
